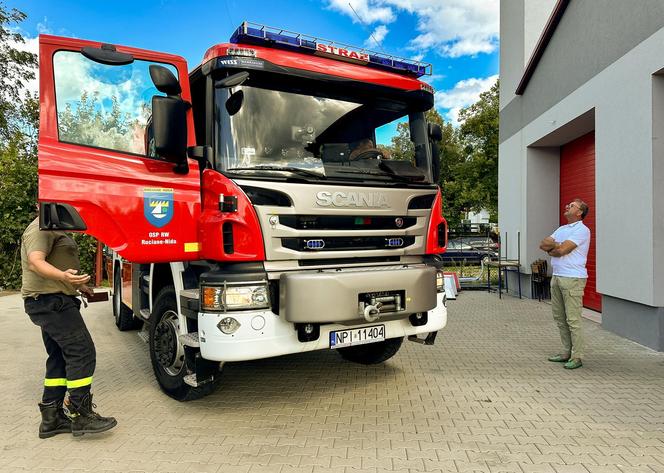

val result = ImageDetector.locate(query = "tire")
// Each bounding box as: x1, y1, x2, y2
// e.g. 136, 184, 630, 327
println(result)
337, 337, 404, 365
149, 286, 220, 401
113, 266, 141, 331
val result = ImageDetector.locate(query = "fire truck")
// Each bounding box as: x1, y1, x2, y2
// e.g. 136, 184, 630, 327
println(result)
37, 22, 448, 401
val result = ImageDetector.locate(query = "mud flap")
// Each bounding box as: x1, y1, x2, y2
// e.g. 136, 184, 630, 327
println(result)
407, 331, 438, 346
184, 346, 220, 387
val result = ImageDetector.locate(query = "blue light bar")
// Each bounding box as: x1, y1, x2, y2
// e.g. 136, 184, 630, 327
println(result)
229, 21, 432, 78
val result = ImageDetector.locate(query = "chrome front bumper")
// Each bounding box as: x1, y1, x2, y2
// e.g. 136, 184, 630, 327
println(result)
279, 264, 437, 323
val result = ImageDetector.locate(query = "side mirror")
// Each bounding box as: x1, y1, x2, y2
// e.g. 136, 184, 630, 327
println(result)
215, 71, 250, 88
81, 44, 134, 66
225, 90, 244, 116
431, 141, 441, 183
427, 123, 442, 182
152, 95, 188, 173
428, 123, 443, 142
149, 65, 182, 96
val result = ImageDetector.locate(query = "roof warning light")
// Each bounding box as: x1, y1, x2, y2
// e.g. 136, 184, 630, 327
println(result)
230, 21, 432, 77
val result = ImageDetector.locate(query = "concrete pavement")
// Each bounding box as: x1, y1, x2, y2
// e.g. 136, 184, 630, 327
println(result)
1, 290, 663, 473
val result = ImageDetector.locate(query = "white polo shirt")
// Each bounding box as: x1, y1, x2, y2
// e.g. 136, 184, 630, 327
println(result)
550, 220, 590, 278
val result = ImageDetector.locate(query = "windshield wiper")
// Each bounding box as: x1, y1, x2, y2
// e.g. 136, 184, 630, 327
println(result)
378, 160, 425, 182
228, 166, 326, 179
333, 165, 420, 182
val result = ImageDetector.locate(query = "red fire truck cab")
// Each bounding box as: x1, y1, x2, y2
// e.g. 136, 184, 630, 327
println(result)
38, 22, 448, 401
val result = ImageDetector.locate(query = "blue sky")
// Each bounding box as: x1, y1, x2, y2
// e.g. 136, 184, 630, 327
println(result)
12, 0, 498, 142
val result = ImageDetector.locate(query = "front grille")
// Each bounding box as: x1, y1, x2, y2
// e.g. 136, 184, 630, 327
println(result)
279, 215, 415, 230
282, 236, 416, 252
223, 222, 234, 254
298, 256, 400, 266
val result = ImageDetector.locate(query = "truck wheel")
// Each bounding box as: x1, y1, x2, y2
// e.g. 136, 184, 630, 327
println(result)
113, 266, 140, 331
149, 286, 220, 401
337, 337, 404, 365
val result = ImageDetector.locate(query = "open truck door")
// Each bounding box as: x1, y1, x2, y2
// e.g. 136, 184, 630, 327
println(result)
38, 35, 201, 263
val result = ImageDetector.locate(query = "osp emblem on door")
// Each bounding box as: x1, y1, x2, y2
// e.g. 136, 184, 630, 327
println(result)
143, 188, 174, 228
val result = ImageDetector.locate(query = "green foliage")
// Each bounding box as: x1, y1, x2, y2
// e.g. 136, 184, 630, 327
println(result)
72, 233, 98, 277
0, 4, 101, 289
0, 133, 37, 288
0, 4, 38, 288
0, 5, 37, 140
388, 121, 414, 161
457, 80, 499, 218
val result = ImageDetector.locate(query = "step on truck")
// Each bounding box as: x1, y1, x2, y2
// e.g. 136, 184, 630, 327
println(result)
38, 22, 448, 400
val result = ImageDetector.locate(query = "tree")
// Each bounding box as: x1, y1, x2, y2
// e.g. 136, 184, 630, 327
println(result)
0, 130, 38, 288
0, 4, 39, 288
436, 118, 467, 230
383, 81, 499, 230
0, 5, 37, 141
385, 108, 467, 229
457, 80, 499, 220
388, 121, 414, 161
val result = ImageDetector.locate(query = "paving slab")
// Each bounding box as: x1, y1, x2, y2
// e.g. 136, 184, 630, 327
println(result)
1, 290, 663, 473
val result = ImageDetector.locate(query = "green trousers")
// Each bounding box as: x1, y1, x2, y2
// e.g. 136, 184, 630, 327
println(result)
550, 275, 587, 359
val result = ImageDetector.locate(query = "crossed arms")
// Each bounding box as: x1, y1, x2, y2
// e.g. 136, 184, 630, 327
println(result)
539, 236, 577, 257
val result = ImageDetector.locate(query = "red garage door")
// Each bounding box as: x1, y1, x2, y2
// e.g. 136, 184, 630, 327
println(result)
560, 132, 601, 311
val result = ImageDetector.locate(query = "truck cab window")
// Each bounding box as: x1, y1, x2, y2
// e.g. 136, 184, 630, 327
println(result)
215, 85, 360, 175
213, 72, 433, 184
53, 51, 178, 156
376, 117, 410, 161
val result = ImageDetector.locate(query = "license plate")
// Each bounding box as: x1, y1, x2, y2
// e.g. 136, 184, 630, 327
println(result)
330, 325, 385, 349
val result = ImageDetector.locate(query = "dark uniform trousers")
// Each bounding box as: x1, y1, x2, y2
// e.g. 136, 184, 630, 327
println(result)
24, 293, 96, 405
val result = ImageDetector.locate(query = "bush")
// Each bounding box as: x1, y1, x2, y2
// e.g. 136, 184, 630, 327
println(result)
0, 137, 99, 290
0, 137, 38, 289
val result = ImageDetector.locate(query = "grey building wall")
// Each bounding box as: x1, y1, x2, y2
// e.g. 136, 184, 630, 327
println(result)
500, 0, 556, 112
501, 0, 664, 142
603, 296, 664, 351
499, 0, 524, 111
652, 73, 664, 309
499, 0, 664, 349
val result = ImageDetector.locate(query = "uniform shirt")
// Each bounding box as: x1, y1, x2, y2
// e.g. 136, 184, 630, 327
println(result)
21, 218, 80, 298
550, 220, 590, 278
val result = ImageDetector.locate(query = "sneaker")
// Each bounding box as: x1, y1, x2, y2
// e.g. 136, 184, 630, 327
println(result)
547, 354, 570, 362
564, 358, 583, 369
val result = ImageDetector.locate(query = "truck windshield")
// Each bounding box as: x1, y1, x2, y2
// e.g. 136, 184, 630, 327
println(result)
213, 73, 433, 184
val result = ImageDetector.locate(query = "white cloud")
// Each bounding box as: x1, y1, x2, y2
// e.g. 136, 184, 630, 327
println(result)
8, 19, 80, 101
327, 0, 396, 24
36, 18, 53, 34
419, 73, 445, 86
364, 25, 389, 48
435, 74, 497, 123
327, 0, 499, 58
403, 0, 499, 58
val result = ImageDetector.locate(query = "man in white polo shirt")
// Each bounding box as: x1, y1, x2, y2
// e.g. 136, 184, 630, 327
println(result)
539, 198, 590, 370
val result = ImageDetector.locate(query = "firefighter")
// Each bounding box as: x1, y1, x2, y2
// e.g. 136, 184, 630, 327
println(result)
21, 216, 117, 438
349, 138, 390, 160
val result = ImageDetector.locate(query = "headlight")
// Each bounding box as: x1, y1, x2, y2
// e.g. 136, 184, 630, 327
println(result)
436, 270, 445, 293
217, 317, 241, 334
201, 282, 270, 311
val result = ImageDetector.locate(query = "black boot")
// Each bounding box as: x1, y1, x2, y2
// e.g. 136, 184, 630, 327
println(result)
69, 393, 117, 437
38, 401, 72, 439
